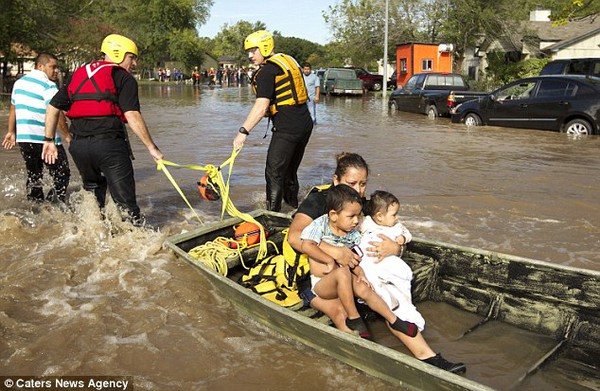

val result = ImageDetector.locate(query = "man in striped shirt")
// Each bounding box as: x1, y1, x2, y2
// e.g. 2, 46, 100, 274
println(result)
2, 53, 70, 202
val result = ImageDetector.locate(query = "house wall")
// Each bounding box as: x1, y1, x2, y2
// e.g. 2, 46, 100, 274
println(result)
550, 35, 600, 59
395, 43, 453, 87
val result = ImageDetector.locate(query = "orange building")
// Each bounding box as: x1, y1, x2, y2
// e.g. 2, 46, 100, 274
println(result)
395, 43, 453, 87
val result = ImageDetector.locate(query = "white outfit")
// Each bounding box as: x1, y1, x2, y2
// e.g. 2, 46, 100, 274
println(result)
359, 216, 425, 331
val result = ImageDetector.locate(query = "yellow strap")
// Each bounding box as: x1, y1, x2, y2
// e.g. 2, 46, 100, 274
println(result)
157, 147, 270, 263
156, 160, 204, 224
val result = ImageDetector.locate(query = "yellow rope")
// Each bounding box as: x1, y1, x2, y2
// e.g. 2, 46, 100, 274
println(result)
157, 148, 271, 271
187, 236, 280, 276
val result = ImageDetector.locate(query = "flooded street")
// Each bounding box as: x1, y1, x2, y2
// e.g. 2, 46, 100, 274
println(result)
1, 83, 598, 390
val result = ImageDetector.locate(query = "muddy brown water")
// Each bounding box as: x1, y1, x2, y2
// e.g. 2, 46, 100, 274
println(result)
1, 84, 598, 390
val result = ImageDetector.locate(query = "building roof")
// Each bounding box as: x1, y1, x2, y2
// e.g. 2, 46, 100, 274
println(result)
526, 17, 600, 52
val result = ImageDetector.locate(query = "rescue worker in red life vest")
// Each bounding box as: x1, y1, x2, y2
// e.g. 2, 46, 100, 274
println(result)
42, 34, 163, 225
233, 30, 313, 212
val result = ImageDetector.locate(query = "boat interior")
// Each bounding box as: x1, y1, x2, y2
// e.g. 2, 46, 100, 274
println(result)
173, 213, 600, 391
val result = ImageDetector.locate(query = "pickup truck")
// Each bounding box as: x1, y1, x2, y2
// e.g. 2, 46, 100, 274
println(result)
323, 67, 364, 95
387, 73, 487, 118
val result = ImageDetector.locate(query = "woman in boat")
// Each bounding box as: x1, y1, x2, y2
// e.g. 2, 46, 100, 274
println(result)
287, 152, 466, 373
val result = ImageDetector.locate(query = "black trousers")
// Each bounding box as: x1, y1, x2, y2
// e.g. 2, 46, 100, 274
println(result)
69, 134, 141, 221
265, 130, 312, 212
18, 142, 70, 202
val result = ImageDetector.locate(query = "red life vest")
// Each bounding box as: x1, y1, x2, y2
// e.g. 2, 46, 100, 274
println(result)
66, 60, 127, 122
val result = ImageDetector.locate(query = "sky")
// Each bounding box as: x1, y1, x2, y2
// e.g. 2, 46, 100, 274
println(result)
197, 0, 339, 45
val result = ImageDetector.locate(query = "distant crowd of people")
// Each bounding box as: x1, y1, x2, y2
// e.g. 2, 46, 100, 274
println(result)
152, 66, 251, 86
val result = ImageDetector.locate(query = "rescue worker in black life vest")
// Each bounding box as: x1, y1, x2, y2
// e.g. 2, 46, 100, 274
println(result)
42, 34, 163, 225
233, 30, 313, 212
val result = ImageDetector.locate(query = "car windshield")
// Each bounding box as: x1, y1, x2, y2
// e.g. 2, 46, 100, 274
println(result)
327, 69, 356, 79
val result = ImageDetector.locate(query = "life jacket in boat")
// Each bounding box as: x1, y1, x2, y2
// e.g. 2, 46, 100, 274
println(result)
241, 229, 310, 307
66, 60, 127, 122
251, 53, 308, 116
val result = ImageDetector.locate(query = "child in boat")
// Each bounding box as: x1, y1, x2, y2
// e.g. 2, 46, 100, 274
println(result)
300, 184, 418, 339
359, 190, 425, 335
358, 190, 466, 374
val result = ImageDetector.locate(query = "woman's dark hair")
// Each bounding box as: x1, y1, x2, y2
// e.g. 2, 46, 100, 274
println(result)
334, 152, 369, 179
364, 190, 399, 217
326, 184, 363, 213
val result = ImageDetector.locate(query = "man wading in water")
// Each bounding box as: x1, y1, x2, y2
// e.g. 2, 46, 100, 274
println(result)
233, 30, 313, 212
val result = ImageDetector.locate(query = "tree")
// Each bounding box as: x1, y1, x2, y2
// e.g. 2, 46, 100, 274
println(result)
211, 21, 267, 66
548, 0, 600, 23
168, 29, 207, 71
323, 0, 425, 68
273, 35, 324, 65
1, 0, 214, 76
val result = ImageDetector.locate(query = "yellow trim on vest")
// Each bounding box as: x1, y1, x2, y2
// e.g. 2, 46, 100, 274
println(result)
251, 53, 308, 116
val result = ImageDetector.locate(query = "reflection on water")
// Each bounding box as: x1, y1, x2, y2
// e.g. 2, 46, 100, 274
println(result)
0, 83, 598, 390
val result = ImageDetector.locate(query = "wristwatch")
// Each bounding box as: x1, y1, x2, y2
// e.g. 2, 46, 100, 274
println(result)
238, 127, 250, 135
43, 136, 54, 142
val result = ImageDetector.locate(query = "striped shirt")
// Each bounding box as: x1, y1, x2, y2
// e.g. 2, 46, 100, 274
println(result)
11, 69, 62, 144
301, 214, 362, 249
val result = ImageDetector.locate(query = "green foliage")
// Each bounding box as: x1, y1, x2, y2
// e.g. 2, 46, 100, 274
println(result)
210, 20, 267, 65
323, 0, 425, 67
478, 50, 551, 91
1, 0, 214, 76
548, 0, 600, 23
274, 36, 324, 66
168, 29, 207, 71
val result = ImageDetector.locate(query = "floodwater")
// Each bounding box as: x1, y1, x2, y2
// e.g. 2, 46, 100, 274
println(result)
1, 83, 598, 391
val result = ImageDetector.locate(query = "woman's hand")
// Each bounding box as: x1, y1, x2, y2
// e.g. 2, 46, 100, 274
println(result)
329, 245, 360, 268
367, 234, 402, 261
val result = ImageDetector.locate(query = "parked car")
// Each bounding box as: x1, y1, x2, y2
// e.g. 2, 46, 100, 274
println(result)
388, 70, 398, 90
322, 68, 364, 96
388, 72, 487, 118
451, 75, 600, 135
540, 58, 600, 78
346, 67, 384, 91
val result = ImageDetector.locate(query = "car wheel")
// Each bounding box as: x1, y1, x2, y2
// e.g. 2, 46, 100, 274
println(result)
564, 119, 592, 135
426, 105, 438, 119
372, 81, 382, 91
389, 99, 398, 111
464, 113, 482, 126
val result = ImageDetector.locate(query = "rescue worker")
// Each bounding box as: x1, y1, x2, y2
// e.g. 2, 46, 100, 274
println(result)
233, 30, 313, 212
42, 34, 163, 225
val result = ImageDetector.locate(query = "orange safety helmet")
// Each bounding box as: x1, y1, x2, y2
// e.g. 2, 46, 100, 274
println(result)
197, 174, 220, 201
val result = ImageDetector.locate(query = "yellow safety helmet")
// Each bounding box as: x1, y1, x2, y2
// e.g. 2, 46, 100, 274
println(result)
244, 30, 274, 57
101, 34, 138, 64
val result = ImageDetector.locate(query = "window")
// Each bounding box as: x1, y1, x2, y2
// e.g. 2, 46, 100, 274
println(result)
422, 59, 433, 71
400, 59, 407, 74
592, 61, 600, 77
567, 60, 590, 75
496, 81, 537, 101
404, 76, 417, 90
537, 79, 568, 98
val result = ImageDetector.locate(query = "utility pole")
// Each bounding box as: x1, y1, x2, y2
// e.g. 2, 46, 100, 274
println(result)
382, 0, 389, 98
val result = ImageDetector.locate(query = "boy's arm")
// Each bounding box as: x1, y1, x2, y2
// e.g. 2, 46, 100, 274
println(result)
300, 240, 335, 266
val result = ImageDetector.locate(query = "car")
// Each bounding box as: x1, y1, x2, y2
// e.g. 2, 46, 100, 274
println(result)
451, 75, 600, 135
388, 70, 398, 90
346, 67, 384, 91
540, 58, 600, 78
388, 72, 486, 118
322, 68, 364, 96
